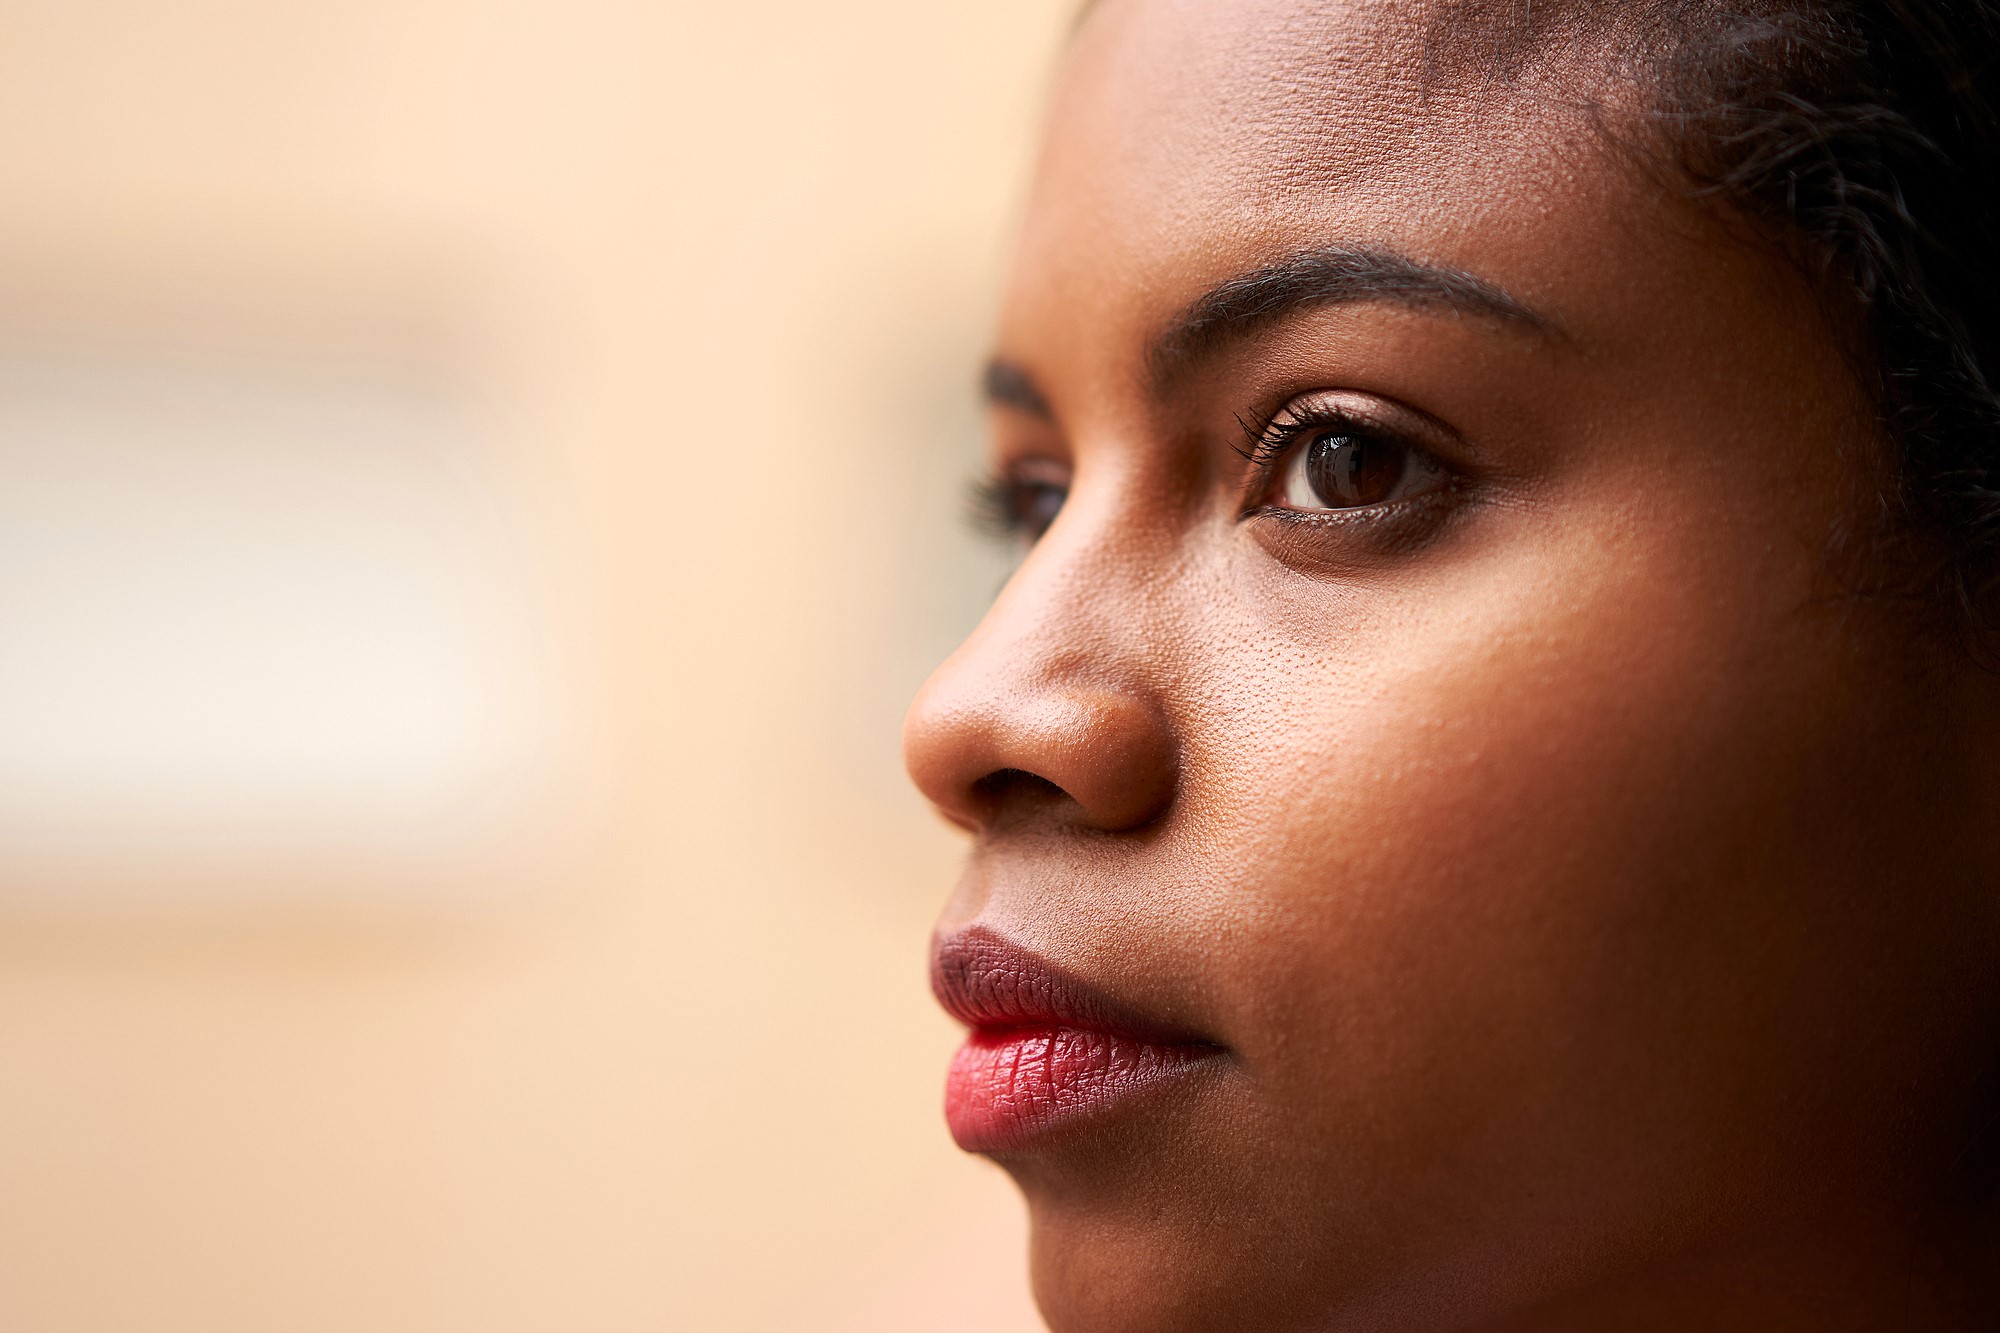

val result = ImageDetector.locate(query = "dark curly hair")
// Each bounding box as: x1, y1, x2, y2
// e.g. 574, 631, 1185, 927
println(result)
1646, 2, 2000, 647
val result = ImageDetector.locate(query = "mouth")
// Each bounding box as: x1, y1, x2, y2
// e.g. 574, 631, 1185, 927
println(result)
930, 926, 1226, 1152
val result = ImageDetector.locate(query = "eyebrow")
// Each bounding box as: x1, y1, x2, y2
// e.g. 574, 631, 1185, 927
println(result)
982, 358, 1055, 420
1148, 245, 1557, 389
981, 245, 1555, 421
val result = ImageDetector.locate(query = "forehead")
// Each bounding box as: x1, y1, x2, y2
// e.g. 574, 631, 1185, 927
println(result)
1058, 0, 1458, 188
1010, 0, 1637, 357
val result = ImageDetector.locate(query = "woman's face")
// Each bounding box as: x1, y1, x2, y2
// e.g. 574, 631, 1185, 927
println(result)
904, 2, 2000, 1329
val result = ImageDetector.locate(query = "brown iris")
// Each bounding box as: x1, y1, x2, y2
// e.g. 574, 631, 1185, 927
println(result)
1302, 431, 1405, 508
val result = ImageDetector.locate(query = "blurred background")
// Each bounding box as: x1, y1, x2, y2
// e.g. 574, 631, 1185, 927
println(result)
0, 1, 1074, 1328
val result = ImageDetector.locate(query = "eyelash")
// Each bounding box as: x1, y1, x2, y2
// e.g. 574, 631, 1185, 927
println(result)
1237, 401, 1364, 473
969, 473, 1025, 538
1235, 402, 1366, 512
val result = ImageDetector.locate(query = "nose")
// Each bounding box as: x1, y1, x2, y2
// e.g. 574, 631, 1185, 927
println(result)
902, 542, 1179, 835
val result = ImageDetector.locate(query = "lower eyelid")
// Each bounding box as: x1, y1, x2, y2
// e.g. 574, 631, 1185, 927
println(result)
1252, 501, 1409, 525
1245, 474, 1455, 525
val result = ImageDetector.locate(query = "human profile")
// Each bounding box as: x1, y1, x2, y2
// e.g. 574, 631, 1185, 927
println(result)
904, 1, 2000, 1329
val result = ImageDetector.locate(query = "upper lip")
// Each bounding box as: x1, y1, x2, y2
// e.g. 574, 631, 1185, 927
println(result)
930, 925, 1219, 1048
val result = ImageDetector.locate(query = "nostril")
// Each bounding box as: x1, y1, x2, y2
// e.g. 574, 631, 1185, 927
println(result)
970, 768, 1072, 822
973, 768, 1069, 802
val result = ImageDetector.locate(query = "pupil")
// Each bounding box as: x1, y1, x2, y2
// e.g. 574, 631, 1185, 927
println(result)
1306, 432, 1403, 508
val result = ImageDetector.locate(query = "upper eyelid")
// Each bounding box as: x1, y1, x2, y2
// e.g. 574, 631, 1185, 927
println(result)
1240, 404, 1365, 467
985, 408, 1073, 476
1236, 399, 1398, 474
1237, 390, 1468, 470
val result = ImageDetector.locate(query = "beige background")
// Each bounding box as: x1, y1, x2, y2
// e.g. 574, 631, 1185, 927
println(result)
0, 1, 1075, 1328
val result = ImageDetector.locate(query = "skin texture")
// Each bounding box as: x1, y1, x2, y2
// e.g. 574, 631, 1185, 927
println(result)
902, 2, 2000, 1329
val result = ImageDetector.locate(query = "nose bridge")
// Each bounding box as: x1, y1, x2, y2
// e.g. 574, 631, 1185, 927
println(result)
982, 522, 1130, 694
903, 510, 1179, 833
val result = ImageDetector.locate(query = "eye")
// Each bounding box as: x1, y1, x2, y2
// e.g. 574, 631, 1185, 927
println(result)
1268, 427, 1446, 513
972, 458, 1070, 543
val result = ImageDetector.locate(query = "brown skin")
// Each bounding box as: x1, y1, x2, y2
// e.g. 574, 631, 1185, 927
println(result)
902, 2, 2000, 1329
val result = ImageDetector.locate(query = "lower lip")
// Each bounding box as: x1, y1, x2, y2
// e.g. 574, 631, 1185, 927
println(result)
945, 1025, 1215, 1151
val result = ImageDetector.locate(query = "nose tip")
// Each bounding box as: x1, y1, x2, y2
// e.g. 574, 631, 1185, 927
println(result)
903, 672, 1178, 835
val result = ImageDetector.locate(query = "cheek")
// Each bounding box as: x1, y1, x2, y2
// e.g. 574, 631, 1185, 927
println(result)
1168, 494, 1912, 1227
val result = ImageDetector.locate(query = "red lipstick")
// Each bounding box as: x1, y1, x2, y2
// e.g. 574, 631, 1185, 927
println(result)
931, 927, 1222, 1152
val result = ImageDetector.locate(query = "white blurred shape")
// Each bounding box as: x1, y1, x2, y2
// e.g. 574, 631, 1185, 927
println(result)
0, 347, 557, 890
